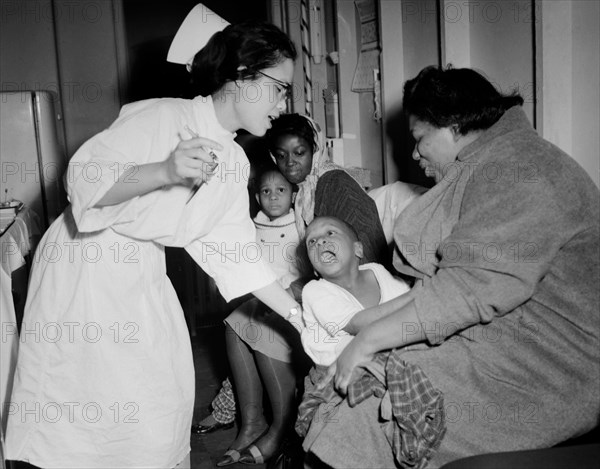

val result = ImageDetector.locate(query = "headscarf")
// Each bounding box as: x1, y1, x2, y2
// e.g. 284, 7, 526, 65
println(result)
271, 115, 341, 238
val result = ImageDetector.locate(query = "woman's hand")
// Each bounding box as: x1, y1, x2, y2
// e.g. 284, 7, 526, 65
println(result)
318, 336, 374, 396
162, 136, 222, 186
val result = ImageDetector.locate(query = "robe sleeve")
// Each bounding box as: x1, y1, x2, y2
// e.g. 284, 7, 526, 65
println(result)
413, 159, 590, 345
67, 99, 175, 232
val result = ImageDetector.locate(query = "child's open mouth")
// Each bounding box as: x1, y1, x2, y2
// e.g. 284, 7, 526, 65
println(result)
319, 251, 337, 264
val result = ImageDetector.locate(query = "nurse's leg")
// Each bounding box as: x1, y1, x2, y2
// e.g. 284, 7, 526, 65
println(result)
224, 324, 268, 449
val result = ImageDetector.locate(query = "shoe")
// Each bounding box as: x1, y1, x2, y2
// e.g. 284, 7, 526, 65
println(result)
215, 427, 268, 467
239, 441, 286, 466
191, 420, 234, 435
239, 444, 267, 465
216, 449, 242, 467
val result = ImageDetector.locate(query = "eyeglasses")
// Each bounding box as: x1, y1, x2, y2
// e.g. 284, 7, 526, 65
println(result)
256, 70, 293, 100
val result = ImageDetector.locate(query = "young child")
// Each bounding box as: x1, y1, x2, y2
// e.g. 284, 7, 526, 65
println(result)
300, 216, 411, 367
218, 167, 303, 466
224, 166, 301, 356
252, 167, 300, 288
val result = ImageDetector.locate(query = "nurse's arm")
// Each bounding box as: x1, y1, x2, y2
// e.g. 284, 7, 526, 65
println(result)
95, 162, 170, 206
96, 136, 222, 206
252, 282, 303, 332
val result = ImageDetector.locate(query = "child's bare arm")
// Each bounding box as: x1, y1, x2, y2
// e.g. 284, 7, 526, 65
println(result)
343, 289, 415, 335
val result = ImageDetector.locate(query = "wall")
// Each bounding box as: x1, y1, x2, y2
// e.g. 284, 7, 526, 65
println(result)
441, 0, 535, 127
1, 0, 66, 154
399, 0, 440, 186
3, 0, 596, 185
53, 0, 124, 155
571, 0, 599, 187
0, 0, 124, 158
378, 0, 599, 187
270, 1, 384, 185
537, 0, 599, 187
123, 0, 268, 102
335, 0, 384, 185
335, 0, 362, 168
468, 0, 535, 123
283, 0, 329, 130
536, 0, 600, 187
1, 0, 272, 158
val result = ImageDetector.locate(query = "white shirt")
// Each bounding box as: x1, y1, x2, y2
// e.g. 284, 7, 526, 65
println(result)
301, 263, 410, 366
254, 209, 300, 289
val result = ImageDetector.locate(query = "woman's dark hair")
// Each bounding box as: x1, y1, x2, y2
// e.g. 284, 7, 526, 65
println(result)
403, 65, 524, 134
191, 22, 297, 96
265, 113, 317, 154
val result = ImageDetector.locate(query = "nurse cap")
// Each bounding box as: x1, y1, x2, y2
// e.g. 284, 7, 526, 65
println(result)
167, 3, 230, 69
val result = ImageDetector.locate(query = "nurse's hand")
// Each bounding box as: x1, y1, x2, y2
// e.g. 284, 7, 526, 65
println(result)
163, 137, 223, 186
326, 336, 374, 396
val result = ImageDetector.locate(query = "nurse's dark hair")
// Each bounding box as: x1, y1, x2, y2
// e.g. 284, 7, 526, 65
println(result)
265, 113, 317, 154
191, 21, 297, 97
403, 65, 524, 134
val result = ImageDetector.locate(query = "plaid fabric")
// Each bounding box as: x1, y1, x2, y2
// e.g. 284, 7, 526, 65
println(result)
211, 378, 236, 424
296, 350, 446, 469
346, 353, 388, 404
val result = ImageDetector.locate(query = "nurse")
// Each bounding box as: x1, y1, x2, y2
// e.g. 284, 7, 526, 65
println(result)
5, 4, 299, 468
